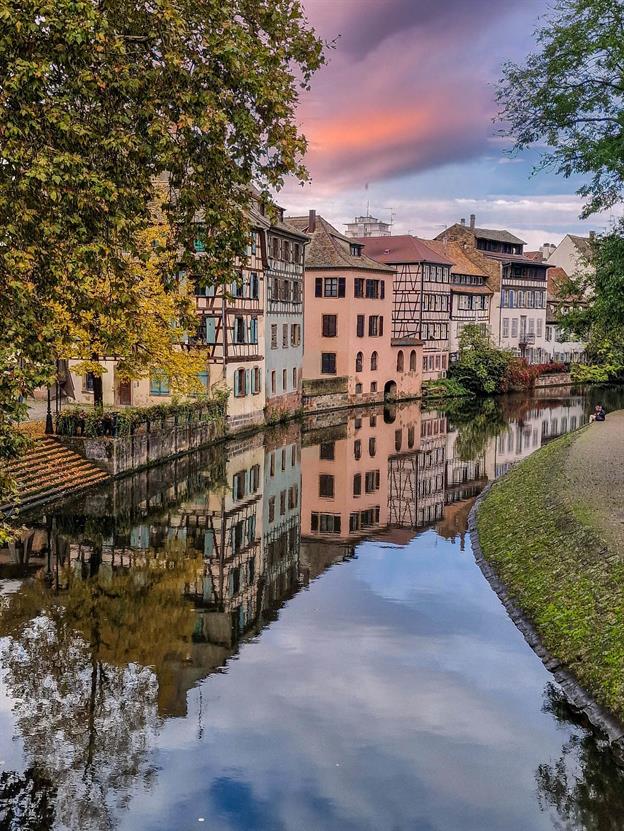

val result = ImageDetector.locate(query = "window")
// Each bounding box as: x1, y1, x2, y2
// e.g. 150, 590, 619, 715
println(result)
248, 317, 258, 345
292, 367, 297, 390
365, 279, 379, 299
353, 474, 362, 496
311, 513, 341, 534
320, 441, 335, 460
323, 277, 346, 297
368, 316, 379, 336
322, 314, 338, 337
354, 439, 362, 460
268, 497, 275, 523
284, 241, 291, 263
250, 464, 260, 492
369, 437, 376, 457
293, 281, 302, 303
408, 426, 415, 448
355, 352, 363, 372
355, 382, 363, 394
294, 243, 301, 263
365, 470, 380, 492
537, 319, 543, 338
319, 474, 335, 498
84, 372, 94, 392
250, 272, 259, 299
546, 325, 552, 342
350, 243, 361, 256
232, 317, 246, 344
321, 353, 336, 374
150, 373, 170, 396
280, 490, 286, 515
502, 318, 509, 338
233, 368, 247, 397
271, 371, 276, 394
282, 324, 288, 347
370, 415, 377, 427
291, 324, 301, 346
354, 278, 364, 298
370, 382, 377, 393
282, 368, 287, 391
271, 324, 278, 349
270, 453, 275, 476
251, 367, 261, 394
397, 351, 404, 371
197, 370, 209, 392
410, 350, 417, 371
233, 470, 246, 500
370, 351, 378, 371
281, 280, 290, 302
511, 318, 518, 338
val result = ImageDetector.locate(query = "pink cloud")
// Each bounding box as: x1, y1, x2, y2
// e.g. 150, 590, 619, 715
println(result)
296, 0, 542, 191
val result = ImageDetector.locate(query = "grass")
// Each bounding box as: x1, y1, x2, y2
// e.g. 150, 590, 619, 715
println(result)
477, 430, 624, 720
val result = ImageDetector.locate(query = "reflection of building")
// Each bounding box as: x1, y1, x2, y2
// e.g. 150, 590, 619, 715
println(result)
388, 410, 447, 529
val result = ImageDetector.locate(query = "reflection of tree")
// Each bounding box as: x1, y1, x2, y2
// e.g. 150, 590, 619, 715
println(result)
447, 398, 507, 462
0, 767, 56, 830
0, 545, 204, 830
536, 683, 624, 830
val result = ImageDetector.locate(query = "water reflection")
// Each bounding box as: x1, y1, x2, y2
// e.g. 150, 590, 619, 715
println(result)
0, 387, 622, 830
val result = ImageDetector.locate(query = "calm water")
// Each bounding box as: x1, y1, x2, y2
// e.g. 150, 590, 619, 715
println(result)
2, 387, 624, 831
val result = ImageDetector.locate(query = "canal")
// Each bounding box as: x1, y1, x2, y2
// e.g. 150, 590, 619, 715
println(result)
1, 386, 624, 831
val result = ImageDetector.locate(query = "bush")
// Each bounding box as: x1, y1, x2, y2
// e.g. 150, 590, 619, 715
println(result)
570, 363, 618, 384
422, 377, 472, 399
448, 325, 512, 395
55, 393, 227, 438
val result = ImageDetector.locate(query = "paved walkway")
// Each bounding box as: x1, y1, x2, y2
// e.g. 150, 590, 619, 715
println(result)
565, 409, 624, 552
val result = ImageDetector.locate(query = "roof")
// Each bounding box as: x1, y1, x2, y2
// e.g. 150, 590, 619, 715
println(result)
424, 239, 488, 277
287, 215, 394, 272
567, 234, 594, 259
355, 234, 454, 266
450, 284, 493, 296
524, 251, 544, 261
483, 251, 550, 268
271, 218, 310, 241
391, 337, 424, 347
472, 227, 526, 245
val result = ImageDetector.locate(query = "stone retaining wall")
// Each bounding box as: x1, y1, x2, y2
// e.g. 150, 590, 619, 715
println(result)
57, 417, 226, 476
535, 372, 573, 388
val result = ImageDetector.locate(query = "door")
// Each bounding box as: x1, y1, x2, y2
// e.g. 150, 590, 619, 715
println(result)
118, 380, 132, 406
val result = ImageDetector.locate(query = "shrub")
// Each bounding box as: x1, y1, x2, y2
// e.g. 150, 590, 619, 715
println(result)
55, 394, 227, 438
570, 363, 618, 384
422, 377, 472, 399
448, 325, 512, 395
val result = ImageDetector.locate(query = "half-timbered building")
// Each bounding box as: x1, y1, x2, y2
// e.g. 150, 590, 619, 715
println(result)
425, 240, 496, 359
436, 216, 549, 362
356, 235, 453, 381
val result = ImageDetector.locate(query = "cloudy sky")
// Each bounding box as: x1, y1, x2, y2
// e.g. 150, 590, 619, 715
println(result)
280, 0, 614, 248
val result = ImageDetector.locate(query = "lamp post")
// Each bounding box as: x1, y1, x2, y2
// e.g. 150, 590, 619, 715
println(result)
45, 384, 54, 434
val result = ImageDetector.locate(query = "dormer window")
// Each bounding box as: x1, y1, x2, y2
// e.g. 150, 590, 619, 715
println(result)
350, 243, 361, 257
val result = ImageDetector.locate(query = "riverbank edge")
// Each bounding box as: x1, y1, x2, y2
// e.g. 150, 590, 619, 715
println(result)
468, 459, 624, 754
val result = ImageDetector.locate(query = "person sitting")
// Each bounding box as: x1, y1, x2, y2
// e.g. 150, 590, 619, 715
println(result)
590, 403, 606, 422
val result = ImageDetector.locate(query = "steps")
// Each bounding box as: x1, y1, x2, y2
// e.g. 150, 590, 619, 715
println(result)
1, 437, 110, 513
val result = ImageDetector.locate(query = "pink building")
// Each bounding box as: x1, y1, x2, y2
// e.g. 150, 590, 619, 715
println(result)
288, 212, 423, 411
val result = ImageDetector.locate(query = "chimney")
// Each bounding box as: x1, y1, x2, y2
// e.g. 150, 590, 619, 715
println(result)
308, 209, 316, 233
460, 218, 466, 226
470, 214, 476, 229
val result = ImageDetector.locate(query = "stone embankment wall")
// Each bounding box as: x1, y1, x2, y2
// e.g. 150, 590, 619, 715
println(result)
58, 418, 226, 476
534, 372, 573, 388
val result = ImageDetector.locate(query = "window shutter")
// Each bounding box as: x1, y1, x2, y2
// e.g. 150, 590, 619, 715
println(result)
380, 281, 385, 299
245, 369, 250, 396
233, 371, 240, 396
338, 277, 346, 297
315, 277, 322, 297
379, 316, 384, 336
357, 315, 364, 337
205, 316, 217, 345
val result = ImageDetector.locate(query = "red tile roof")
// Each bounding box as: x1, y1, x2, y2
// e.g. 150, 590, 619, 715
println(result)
355, 235, 454, 266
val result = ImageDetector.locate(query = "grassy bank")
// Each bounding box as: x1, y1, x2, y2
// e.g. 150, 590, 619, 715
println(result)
476, 429, 624, 721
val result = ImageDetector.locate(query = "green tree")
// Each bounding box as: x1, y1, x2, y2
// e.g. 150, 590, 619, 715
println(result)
498, 0, 624, 217
559, 223, 624, 372
448, 325, 512, 395
0, 0, 324, 520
